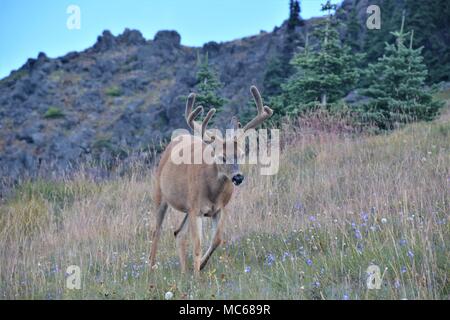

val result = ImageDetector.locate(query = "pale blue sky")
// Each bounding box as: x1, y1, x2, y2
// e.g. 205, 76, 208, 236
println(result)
0, 0, 342, 79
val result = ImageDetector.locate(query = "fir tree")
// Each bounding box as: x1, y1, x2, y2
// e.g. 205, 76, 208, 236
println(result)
363, 0, 402, 64
345, 3, 362, 52
288, 0, 304, 29
281, 1, 360, 111
360, 13, 443, 129
262, 57, 285, 97
405, 0, 450, 83
263, 0, 304, 97
193, 53, 227, 120
361, 0, 450, 83
284, 0, 304, 62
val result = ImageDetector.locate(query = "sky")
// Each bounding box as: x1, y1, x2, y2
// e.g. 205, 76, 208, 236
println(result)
0, 0, 342, 79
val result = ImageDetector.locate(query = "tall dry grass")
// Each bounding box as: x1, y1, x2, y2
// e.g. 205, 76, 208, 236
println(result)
0, 112, 449, 299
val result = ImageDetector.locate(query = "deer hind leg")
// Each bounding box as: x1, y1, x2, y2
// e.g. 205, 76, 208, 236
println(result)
149, 202, 168, 269
175, 213, 189, 273
189, 212, 203, 275
200, 209, 225, 271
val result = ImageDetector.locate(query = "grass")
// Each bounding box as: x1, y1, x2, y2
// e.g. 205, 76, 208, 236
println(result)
91, 136, 129, 159
0, 69, 27, 84
0, 113, 449, 300
435, 87, 450, 101
44, 107, 65, 119
105, 86, 123, 97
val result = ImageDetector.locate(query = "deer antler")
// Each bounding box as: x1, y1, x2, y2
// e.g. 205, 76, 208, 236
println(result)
185, 93, 217, 141
241, 86, 273, 133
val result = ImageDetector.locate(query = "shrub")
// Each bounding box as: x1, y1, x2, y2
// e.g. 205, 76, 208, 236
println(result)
44, 107, 65, 119
105, 86, 122, 97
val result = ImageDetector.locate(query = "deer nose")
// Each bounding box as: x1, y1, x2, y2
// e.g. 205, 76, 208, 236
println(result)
232, 174, 244, 186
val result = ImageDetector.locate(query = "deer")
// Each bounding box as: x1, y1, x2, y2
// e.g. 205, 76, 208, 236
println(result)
149, 86, 273, 275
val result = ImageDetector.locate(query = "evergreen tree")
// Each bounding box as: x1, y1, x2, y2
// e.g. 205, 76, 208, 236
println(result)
281, 1, 360, 111
284, 0, 304, 63
288, 0, 304, 29
263, 0, 304, 97
345, 3, 362, 52
405, 0, 450, 83
360, 14, 443, 129
363, 0, 402, 65
193, 53, 227, 120
262, 57, 285, 97
361, 0, 450, 83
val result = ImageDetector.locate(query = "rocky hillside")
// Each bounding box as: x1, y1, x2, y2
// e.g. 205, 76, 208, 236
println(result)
0, 24, 297, 187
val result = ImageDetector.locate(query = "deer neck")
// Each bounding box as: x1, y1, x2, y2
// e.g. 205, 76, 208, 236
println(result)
208, 166, 233, 203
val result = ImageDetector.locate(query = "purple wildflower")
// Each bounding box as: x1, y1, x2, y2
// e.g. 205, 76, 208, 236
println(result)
294, 201, 303, 210
265, 253, 276, 266
360, 212, 369, 222
50, 265, 60, 274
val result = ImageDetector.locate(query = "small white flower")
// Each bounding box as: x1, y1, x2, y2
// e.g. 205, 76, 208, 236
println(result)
381, 218, 387, 224
165, 291, 174, 300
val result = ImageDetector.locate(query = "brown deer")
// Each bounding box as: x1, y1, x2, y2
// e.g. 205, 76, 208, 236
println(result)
149, 86, 273, 274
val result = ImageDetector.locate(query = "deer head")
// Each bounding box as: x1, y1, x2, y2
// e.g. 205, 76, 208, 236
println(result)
185, 86, 273, 186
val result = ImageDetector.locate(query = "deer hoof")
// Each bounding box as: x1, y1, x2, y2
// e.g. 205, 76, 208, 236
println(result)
199, 260, 208, 271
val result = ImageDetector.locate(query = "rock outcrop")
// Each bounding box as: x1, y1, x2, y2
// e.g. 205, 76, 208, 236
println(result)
0, 21, 294, 190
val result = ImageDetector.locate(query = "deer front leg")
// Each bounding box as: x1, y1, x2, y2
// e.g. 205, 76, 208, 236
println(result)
189, 212, 203, 275
175, 214, 189, 273
200, 209, 225, 271
149, 202, 168, 270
